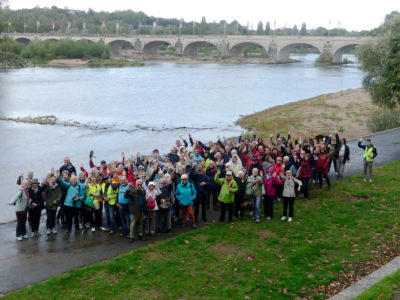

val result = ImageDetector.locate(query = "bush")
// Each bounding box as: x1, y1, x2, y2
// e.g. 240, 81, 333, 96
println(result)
367, 108, 400, 132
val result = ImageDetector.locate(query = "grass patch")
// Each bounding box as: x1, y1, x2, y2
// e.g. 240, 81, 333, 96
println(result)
3, 161, 400, 299
354, 269, 400, 300
87, 59, 144, 68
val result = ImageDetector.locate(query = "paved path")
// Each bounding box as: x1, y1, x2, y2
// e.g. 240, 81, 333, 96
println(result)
1, 128, 399, 296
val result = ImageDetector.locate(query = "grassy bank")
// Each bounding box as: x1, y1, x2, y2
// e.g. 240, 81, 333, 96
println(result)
238, 88, 378, 140
355, 269, 400, 300
87, 59, 144, 68
3, 160, 400, 299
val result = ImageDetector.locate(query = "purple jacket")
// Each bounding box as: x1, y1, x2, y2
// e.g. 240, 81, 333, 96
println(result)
264, 176, 279, 197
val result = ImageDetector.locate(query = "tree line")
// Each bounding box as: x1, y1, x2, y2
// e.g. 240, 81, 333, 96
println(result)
0, 5, 375, 36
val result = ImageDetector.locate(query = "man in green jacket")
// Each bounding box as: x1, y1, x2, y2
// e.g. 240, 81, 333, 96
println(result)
358, 138, 378, 182
215, 170, 238, 224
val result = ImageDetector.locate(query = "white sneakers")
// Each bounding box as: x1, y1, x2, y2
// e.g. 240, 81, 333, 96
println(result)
100, 227, 106, 231
369, 179, 373, 182
91, 227, 96, 232
52, 228, 57, 234
288, 217, 293, 222
281, 216, 293, 222
363, 178, 367, 182
46, 229, 51, 235
281, 216, 286, 221
16, 236, 23, 241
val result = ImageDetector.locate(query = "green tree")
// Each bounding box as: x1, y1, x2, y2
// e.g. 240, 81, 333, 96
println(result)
265, 21, 271, 35
300, 22, 307, 35
256, 21, 263, 35
358, 11, 400, 107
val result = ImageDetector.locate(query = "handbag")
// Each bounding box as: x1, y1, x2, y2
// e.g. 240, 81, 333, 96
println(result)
84, 196, 94, 208
26, 202, 35, 210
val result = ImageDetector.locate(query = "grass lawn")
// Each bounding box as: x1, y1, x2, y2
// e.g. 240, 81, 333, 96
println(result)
4, 161, 400, 300
354, 269, 400, 300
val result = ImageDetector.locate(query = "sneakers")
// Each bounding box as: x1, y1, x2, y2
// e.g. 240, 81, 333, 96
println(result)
31, 232, 36, 238
46, 229, 51, 235
255, 219, 260, 223
265, 216, 272, 221
369, 179, 373, 183
79, 223, 83, 230
36, 231, 41, 236
91, 227, 96, 232
281, 216, 287, 221
108, 230, 115, 235
288, 217, 293, 222
100, 227, 106, 231
23, 235, 29, 239
51, 228, 57, 234
16, 236, 23, 241
363, 178, 367, 182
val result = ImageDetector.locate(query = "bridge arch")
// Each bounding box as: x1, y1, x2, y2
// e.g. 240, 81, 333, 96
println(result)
14, 37, 31, 47
183, 41, 218, 58
229, 42, 268, 58
333, 44, 360, 64
76, 39, 94, 44
107, 39, 135, 56
142, 40, 175, 57
278, 42, 322, 62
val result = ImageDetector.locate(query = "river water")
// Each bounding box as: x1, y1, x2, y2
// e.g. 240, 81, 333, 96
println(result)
0, 54, 363, 222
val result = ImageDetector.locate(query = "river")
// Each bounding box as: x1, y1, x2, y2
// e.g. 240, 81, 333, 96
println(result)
0, 54, 363, 222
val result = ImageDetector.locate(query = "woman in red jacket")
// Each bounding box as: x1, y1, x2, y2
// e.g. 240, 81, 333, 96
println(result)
314, 146, 331, 189
297, 152, 312, 200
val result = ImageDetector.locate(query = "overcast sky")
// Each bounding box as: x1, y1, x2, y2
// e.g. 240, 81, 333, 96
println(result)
8, 0, 399, 31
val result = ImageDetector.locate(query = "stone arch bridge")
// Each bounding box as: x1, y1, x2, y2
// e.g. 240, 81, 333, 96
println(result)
3, 33, 375, 63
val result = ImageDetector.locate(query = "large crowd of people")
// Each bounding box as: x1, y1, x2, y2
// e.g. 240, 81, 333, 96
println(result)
8, 132, 377, 242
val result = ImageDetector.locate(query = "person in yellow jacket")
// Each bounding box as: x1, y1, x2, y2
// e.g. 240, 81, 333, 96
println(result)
358, 138, 378, 182
102, 176, 118, 234
214, 170, 238, 224
85, 177, 101, 232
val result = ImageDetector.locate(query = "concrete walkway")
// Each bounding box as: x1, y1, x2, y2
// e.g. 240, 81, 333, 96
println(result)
329, 257, 400, 300
1, 128, 399, 296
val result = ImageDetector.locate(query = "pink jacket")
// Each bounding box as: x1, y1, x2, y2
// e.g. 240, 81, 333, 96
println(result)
264, 176, 279, 197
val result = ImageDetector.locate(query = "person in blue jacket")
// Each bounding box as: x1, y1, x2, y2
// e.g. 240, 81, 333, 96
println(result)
189, 163, 209, 222
57, 173, 85, 233
175, 174, 197, 228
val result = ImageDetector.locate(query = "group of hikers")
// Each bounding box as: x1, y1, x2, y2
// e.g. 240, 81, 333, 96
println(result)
8, 132, 377, 242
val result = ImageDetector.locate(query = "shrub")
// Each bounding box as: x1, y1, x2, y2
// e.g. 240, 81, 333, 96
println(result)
367, 108, 400, 132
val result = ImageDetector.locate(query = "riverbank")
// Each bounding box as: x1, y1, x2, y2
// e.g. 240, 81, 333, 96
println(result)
237, 88, 377, 140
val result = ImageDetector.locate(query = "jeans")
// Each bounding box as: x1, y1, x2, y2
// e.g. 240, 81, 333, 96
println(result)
264, 195, 275, 218
318, 172, 331, 188
158, 208, 172, 232
300, 178, 310, 199
144, 211, 158, 234
46, 209, 57, 229
337, 158, 346, 177
252, 196, 261, 220
64, 205, 79, 231
119, 204, 130, 236
28, 207, 42, 233
130, 213, 144, 238
104, 203, 116, 231
16, 212, 27, 237
219, 201, 233, 222
283, 197, 295, 218
194, 196, 207, 221
363, 160, 373, 180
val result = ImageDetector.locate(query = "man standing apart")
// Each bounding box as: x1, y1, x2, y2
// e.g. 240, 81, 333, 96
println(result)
358, 138, 377, 182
